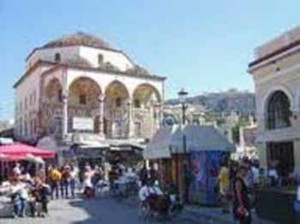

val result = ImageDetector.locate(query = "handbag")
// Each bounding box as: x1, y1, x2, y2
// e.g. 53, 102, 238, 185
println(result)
235, 206, 249, 220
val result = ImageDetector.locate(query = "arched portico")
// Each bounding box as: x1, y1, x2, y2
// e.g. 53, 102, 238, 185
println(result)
132, 83, 161, 108
132, 83, 162, 138
104, 80, 129, 138
68, 77, 102, 133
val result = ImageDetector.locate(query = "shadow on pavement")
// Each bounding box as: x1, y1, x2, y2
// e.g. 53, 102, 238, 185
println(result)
69, 199, 101, 224
69, 196, 142, 224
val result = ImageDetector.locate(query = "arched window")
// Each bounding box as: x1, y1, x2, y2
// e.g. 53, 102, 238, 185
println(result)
58, 89, 63, 102
266, 91, 291, 130
79, 94, 87, 105
98, 54, 103, 66
116, 97, 122, 107
134, 99, 141, 108
54, 53, 61, 62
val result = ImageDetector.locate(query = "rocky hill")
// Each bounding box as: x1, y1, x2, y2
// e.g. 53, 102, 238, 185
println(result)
165, 89, 256, 116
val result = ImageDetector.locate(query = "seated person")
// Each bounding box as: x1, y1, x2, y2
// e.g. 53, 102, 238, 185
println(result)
139, 181, 165, 212
9, 178, 29, 218
139, 181, 163, 201
28, 178, 50, 217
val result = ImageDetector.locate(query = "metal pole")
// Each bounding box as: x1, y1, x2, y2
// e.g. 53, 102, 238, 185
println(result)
182, 103, 186, 125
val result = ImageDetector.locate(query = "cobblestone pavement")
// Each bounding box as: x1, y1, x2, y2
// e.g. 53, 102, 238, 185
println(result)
1, 196, 226, 224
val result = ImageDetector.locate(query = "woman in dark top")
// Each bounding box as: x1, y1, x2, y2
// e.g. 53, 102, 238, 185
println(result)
233, 166, 252, 224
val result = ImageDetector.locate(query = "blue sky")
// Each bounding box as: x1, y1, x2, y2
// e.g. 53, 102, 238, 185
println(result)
0, 0, 299, 119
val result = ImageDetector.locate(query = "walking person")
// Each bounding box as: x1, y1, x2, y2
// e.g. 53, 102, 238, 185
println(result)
61, 164, 72, 198
82, 165, 95, 199
48, 166, 61, 199
217, 159, 230, 213
233, 166, 252, 224
70, 165, 78, 198
139, 164, 148, 187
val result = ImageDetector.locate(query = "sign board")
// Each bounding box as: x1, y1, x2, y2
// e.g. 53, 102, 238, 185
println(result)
37, 136, 58, 151
73, 117, 94, 131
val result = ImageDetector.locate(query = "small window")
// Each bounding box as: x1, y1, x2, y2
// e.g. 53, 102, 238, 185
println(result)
134, 99, 141, 108
58, 89, 63, 102
79, 94, 87, 105
54, 53, 61, 62
116, 97, 122, 107
98, 54, 103, 65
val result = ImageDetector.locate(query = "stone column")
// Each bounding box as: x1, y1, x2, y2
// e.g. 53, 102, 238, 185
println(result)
62, 69, 68, 140
154, 102, 161, 130
62, 91, 68, 139
98, 94, 105, 139
127, 99, 135, 138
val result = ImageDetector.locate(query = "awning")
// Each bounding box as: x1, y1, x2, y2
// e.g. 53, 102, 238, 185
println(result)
144, 125, 179, 160
71, 133, 109, 148
0, 143, 56, 159
170, 125, 236, 153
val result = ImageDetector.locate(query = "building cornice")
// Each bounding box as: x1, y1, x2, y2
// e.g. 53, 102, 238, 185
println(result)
248, 40, 300, 73
13, 60, 56, 88
14, 60, 166, 89
25, 43, 123, 62
65, 62, 166, 81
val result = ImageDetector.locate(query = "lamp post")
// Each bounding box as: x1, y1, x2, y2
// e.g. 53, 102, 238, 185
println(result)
178, 88, 188, 125
177, 88, 189, 202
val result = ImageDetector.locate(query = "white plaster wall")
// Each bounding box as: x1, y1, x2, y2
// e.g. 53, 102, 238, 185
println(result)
79, 46, 134, 71
26, 46, 80, 71
251, 50, 300, 173
15, 64, 53, 138
253, 60, 300, 136
26, 46, 134, 73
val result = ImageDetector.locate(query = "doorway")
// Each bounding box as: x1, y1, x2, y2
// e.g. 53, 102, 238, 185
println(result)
267, 141, 294, 175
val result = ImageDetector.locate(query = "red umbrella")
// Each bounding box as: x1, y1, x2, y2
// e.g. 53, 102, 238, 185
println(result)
0, 143, 56, 159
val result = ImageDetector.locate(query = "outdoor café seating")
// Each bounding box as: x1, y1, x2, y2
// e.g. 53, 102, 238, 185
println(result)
0, 140, 55, 217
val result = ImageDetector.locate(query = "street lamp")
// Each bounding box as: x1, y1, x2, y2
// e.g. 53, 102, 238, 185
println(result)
178, 88, 188, 125
177, 88, 189, 203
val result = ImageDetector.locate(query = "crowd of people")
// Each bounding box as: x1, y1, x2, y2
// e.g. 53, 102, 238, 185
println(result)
0, 159, 147, 218
0, 163, 50, 218
216, 156, 298, 224
2, 155, 295, 222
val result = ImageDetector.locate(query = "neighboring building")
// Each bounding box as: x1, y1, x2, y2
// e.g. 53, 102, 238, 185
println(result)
14, 32, 165, 148
248, 26, 300, 173
238, 118, 257, 159
163, 103, 208, 126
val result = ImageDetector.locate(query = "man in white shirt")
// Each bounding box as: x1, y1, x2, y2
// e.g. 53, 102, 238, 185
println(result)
138, 183, 163, 202
10, 179, 29, 218
13, 163, 21, 176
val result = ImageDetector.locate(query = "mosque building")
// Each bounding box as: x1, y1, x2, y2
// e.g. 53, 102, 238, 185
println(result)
14, 32, 165, 155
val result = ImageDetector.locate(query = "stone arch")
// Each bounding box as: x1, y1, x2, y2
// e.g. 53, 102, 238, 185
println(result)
132, 83, 161, 109
45, 78, 63, 103
263, 85, 294, 113
104, 80, 129, 138
68, 77, 102, 133
68, 77, 102, 107
105, 80, 129, 103
265, 90, 291, 130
